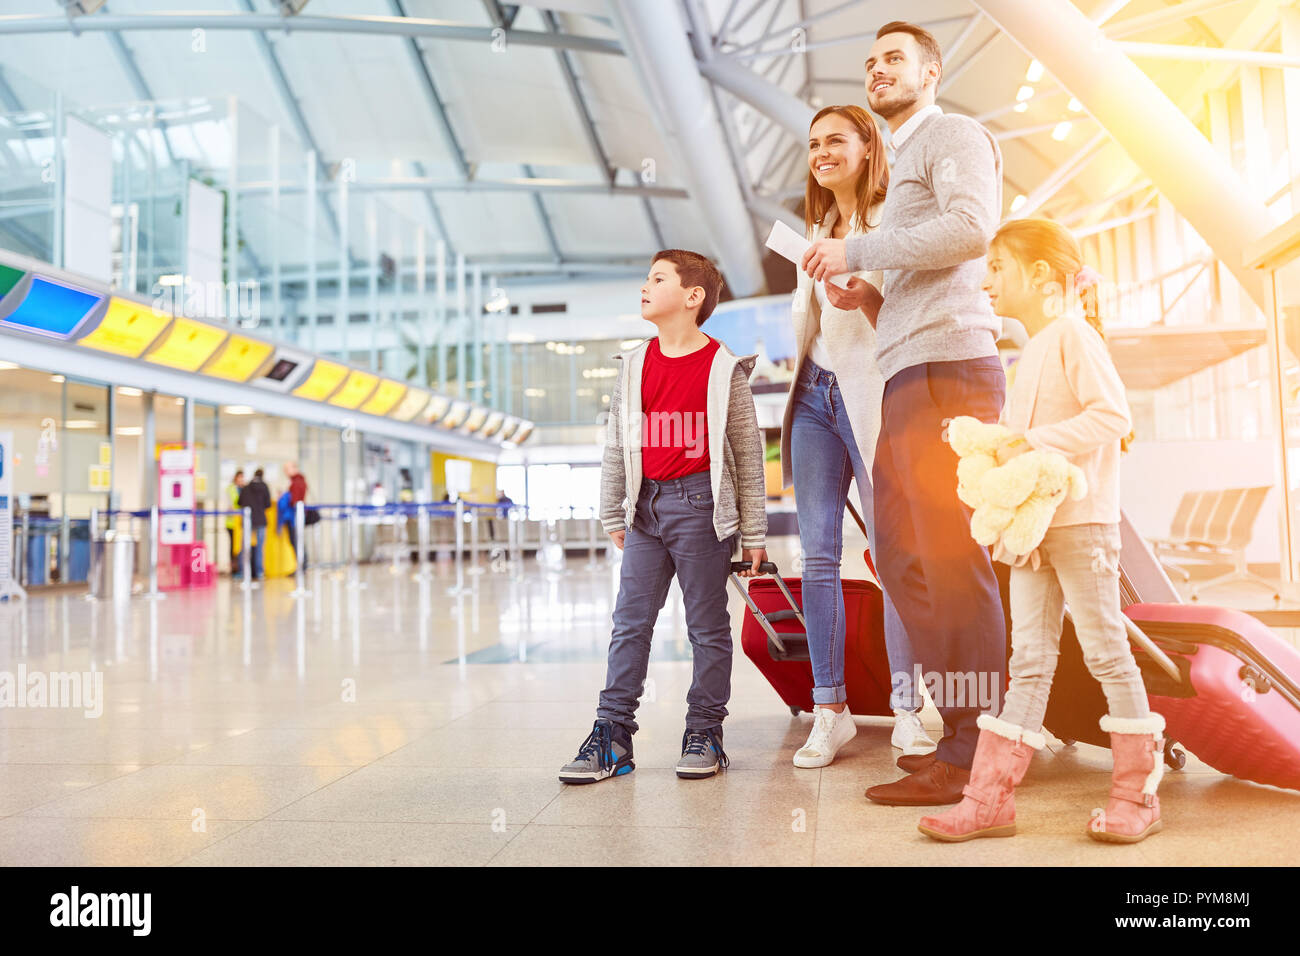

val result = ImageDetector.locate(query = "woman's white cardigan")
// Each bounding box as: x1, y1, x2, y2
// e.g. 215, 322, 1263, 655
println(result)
780, 204, 886, 489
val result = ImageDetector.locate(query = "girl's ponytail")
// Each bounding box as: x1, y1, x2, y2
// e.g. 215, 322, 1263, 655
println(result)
1075, 265, 1134, 453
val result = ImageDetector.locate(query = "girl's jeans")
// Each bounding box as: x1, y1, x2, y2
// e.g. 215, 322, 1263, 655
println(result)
998, 522, 1150, 729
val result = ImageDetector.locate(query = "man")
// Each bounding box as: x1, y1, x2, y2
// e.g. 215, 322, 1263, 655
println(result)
226, 470, 245, 577
238, 468, 272, 581
284, 461, 309, 569
802, 21, 1006, 806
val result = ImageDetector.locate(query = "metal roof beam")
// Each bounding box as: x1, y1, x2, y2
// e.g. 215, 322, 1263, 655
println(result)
541, 9, 612, 184
237, 176, 690, 199
521, 163, 563, 263
0, 12, 623, 54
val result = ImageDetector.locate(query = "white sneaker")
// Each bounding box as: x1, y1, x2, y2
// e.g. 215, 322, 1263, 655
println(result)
891, 709, 937, 756
793, 705, 857, 768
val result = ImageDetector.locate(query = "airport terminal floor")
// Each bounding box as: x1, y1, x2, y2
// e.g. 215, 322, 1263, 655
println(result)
2, 536, 1297, 868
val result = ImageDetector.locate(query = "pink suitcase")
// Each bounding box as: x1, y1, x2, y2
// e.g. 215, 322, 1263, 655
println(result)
1126, 602, 1300, 792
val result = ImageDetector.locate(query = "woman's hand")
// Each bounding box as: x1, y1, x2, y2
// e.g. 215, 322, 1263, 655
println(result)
824, 275, 872, 311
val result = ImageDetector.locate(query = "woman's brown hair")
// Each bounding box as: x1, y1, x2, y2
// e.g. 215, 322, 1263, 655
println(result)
804, 105, 889, 235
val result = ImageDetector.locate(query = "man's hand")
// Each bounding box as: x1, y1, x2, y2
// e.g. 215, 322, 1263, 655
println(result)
609, 530, 626, 551
824, 276, 874, 312
739, 547, 768, 578
801, 237, 848, 283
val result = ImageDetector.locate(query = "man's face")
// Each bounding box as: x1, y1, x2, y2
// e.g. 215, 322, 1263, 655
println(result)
864, 32, 937, 120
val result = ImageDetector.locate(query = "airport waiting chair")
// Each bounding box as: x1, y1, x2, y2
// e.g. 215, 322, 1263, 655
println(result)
1152, 486, 1278, 601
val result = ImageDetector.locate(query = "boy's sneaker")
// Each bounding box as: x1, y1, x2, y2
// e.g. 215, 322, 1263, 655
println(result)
793, 705, 857, 768
891, 708, 937, 756
676, 726, 729, 779
559, 718, 634, 784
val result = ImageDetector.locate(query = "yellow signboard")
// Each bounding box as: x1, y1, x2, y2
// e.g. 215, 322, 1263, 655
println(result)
360, 379, 406, 417
195, 472, 208, 496
462, 406, 489, 433
144, 317, 227, 371
203, 335, 274, 382
292, 360, 348, 401
79, 297, 171, 357
391, 387, 430, 422
329, 370, 380, 409
88, 465, 111, 492
480, 411, 505, 438
423, 395, 451, 424
98, 442, 112, 467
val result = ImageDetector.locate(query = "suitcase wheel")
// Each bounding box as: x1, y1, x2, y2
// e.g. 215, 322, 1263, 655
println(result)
1163, 739, 1186, 771
1060, 738, 1076, 747
789, 705, 803, 716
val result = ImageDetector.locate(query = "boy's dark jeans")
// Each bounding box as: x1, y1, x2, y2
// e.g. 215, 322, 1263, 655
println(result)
597, 471, 735, 735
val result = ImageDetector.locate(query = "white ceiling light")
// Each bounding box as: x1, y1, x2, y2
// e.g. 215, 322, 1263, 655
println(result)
506, 332, 536, 343
1068, 97, 1084, 112
1052, 122, 1073, 141
223, 405, 255, 415
115, 426, 143, 437
65, 419, 99, 429
0, 361, 18, 370
1026, 60, 1044, 82
117, 386, 143, 397
50, 374, 65, 383
1010, 194, 1028, 213
1013, 102, 1029, 113
1016, 86, 1035, 102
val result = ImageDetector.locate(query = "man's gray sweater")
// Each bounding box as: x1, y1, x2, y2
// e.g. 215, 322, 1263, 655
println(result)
845, 111, 1003, 381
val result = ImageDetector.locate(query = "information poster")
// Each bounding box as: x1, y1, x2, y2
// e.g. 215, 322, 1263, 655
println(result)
157, 443, 195, 545
0, 431, 23, 600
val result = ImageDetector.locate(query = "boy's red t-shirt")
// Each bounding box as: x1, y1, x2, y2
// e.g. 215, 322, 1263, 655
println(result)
640, 336, 720, 480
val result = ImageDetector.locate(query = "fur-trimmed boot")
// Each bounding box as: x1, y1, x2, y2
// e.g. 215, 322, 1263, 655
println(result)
1089, 713, 1165, 844
917, 714, 1045, 842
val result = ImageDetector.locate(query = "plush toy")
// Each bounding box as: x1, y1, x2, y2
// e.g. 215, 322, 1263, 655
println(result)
946, 416, 1088, 560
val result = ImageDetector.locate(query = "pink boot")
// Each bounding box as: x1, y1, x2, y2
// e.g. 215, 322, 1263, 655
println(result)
917, 715, 1045, 842
1089, 714, 1165, 844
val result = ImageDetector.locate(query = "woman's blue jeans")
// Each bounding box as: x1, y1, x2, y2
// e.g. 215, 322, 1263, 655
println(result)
790, 361, 919, 710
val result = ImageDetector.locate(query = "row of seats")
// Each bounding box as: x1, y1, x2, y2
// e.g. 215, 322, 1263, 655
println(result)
1152, 486, 1277, 600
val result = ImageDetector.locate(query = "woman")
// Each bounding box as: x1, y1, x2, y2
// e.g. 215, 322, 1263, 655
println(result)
784, 105, 934, 768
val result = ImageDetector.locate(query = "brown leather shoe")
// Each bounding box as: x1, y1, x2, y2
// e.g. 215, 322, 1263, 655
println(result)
866, 759, 970, 806
897, 752, 937, 774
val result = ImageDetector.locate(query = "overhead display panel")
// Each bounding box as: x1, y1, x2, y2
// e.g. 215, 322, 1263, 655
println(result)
291, 359, 346, 400
498, 417, 520, 441
422, 395, 451, 424
78, 297, 171, 357
254, 347, 314, 393
441, 400, 470, 429
390, 387, 431, 422
328, 369, 380, 409
479, 411, 505, 438
0, 273, 107, 340
203, 334, 275, 382
509, 421, 535, 445
360, 379, 406, 417
144, 317, 226, 371
462, 406, 489, 434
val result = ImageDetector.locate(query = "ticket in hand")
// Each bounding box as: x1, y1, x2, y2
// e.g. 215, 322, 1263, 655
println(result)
764, 220, 852, 288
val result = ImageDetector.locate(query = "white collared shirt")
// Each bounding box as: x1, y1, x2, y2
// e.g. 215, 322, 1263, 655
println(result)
889, 103, 943, 153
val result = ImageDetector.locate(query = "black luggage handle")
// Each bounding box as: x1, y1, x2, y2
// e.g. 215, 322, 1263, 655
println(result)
727, 559, 806, 657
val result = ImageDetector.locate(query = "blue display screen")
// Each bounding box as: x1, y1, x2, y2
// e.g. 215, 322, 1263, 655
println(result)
2, 278, 102, 338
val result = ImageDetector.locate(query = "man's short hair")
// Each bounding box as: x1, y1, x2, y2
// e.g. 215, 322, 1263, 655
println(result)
253, 468, 264, 480
876, 20, 943, 82
650, 249, 724, 326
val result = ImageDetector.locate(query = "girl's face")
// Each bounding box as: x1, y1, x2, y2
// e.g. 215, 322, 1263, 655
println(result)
808, 113, 871, 193
983, 242, 1053, 322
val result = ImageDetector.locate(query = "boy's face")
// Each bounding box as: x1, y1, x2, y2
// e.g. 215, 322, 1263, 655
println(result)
641, 260, 702, 325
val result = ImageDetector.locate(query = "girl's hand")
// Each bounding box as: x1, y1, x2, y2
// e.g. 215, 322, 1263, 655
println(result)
824, 276, 872, 311
995, 435, 1030, 465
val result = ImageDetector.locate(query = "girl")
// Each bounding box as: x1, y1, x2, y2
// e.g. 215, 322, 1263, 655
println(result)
783, 105, 933, 769
918, 218, 1165, 844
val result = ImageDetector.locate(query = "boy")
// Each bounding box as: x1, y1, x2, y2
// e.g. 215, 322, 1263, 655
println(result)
559, 249, 768, 784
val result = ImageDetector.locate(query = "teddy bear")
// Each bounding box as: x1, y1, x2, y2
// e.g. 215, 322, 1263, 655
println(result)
946, 415, 1088, 560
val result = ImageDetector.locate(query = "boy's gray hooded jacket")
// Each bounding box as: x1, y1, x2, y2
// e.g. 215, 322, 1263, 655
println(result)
599, 338, 767, 552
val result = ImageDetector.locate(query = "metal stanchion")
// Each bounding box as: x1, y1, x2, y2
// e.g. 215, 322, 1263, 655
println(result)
347, 506, 366, 590
144, 505, 165, 600
468, 503, 484, 576
291, 500, 311, 598
587, 512, 600, 570
448, 498, 465, 594
415, 504, 431, 580
19, 511, 29, 587
332, 508, 345, 574
390, 504, 404, 575
240, 507, 254, 591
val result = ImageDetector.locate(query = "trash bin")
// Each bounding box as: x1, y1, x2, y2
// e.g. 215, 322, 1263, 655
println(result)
68, 520, 91, 583
89, 530, 135, 601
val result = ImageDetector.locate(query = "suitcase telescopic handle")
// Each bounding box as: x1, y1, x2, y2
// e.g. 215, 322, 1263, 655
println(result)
1123, 617, 1184, 684
726, 560, 807, 655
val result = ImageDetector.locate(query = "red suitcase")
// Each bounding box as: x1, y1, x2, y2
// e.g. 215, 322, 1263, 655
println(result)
1125, 603, 1300, 792
729, 560, 894, 717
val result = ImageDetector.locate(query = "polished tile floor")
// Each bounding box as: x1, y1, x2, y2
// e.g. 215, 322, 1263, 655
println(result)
1, 541, 1297, 867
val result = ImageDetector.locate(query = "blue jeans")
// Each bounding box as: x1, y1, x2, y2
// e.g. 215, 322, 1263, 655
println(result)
597, 471, 735, 734
249, 529, 265, 580
874, 357, 1007, 769
790, 361, 919, 710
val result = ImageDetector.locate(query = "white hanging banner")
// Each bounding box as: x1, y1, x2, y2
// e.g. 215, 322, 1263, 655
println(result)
0, 431, 25, 601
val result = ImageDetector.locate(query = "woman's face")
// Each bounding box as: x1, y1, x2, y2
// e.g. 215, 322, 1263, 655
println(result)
808, 113, 871, 193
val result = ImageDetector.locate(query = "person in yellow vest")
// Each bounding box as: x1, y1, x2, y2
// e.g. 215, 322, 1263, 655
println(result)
226, 470, 245, 578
